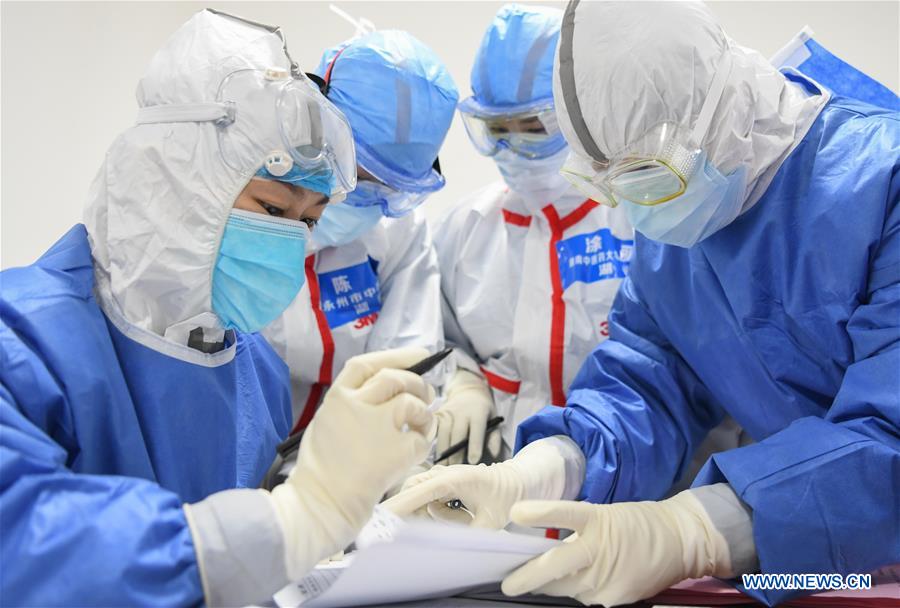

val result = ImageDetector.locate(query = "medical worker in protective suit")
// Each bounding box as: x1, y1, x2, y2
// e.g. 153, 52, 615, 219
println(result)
387, 2, 899, 606
0, 10, 435, 606
264, 29, 457, 435
428, 4, 633, 471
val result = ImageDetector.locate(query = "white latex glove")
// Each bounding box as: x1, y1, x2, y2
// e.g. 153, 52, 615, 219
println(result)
434, 369, 501, 465
502, 490, 735, 607
383, 438, 569, 528
383, 462, 430, 500
269, 347, 436, 580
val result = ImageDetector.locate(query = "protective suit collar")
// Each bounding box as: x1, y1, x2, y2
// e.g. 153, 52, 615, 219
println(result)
83, 10, 294, 348
553, 1, 828, 213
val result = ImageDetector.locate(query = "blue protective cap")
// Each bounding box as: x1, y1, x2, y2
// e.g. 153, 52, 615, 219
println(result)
315, 30, 459, 193
461, 4, 562, 116
255, 165, 334, 197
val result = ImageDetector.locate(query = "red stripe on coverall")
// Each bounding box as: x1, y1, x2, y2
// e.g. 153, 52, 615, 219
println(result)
493, 211, 528, 394
292, 255, 335, 435
541, 200, 600, 407
502, 208, 533, 227
541, 199, 598, 540
480, 366, 521, 395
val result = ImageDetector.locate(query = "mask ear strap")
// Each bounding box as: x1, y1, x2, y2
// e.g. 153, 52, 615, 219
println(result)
690, 49, 734, 149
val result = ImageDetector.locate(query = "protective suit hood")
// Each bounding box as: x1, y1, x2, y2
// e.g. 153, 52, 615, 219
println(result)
553, 0, 828, 210
83, 10, 294, 342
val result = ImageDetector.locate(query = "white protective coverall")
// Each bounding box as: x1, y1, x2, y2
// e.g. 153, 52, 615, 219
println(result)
264, 211, 444, 431
438, 162, 633, 455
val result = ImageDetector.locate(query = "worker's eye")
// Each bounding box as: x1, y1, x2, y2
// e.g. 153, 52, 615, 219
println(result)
260, 202, 285, 217
301, 217, 318, 230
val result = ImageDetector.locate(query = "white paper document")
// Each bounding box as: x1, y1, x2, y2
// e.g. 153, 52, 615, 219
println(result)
273, 508, 559, 608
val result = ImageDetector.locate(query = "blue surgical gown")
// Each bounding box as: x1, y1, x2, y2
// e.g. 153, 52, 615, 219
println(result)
517, 96, 900, 606
0, 225, 292, 606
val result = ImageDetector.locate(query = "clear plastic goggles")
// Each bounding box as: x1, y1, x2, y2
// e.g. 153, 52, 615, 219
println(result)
344, 178, 429, 218
459, 101, 567, 160
215, 68, 357, 199
561, 51, 733, 207
561, 122, 703, 207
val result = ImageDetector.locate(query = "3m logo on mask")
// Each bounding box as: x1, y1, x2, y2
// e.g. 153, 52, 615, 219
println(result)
555, 228, 633, 289
317, 259, 382, 329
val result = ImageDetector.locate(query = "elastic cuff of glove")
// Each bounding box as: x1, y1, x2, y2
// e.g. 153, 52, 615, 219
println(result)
186, 489, 289, 607
511, 437, 577, 501
449, 349, 484, 379
448, 368, 491, 396
670, 488, 738, 579
270, 469, 359, 579
543, 435, 586, 500
690, 483, 758, 576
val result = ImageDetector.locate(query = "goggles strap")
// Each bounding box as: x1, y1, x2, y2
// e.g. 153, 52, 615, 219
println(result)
136, 102, 235, 126
321, 46, 348, 95
689, 49, 734, 148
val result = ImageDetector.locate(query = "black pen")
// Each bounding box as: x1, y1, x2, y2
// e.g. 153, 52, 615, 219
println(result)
434, 416, 504, 463
404, 347, 454, 376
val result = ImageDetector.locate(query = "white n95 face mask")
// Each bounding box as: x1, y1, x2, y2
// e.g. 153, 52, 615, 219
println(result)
623, 153, 748, 248
494, 147, 572, 206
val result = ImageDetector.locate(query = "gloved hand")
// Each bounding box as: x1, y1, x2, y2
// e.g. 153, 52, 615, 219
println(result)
383, 462, 430, 500
502, 490, 735, 607
269, 347, 436, 580
383, 438, 569, 528
434, 369, 501, 465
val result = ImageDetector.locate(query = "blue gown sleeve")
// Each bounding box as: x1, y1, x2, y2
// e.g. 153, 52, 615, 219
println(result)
0, 377, 203, 606
693, 178, 900, 606
516, 271, 726, 503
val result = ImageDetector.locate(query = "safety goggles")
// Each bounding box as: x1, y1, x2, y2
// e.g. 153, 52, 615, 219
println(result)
458, 99, 567, 160
137, 67, 357, 201
216, 68, 356, 198
345, 177, 429, 218
561, 52, 733, 207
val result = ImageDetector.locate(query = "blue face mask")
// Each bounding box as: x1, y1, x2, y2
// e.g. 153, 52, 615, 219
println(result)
623, 154, 748, 248
211, 209, 309, 333
312, 201, 384, 248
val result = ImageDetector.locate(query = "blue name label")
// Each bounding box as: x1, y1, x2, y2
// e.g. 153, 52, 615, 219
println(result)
555, 228, 633, 290
317, 259, 382, 329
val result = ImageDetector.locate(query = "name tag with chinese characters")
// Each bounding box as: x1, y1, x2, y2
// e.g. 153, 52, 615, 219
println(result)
317, 259, 382, 329
555, 228, 633, 290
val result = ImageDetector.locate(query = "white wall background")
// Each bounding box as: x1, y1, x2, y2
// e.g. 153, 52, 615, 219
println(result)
2, 1, 897, 269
